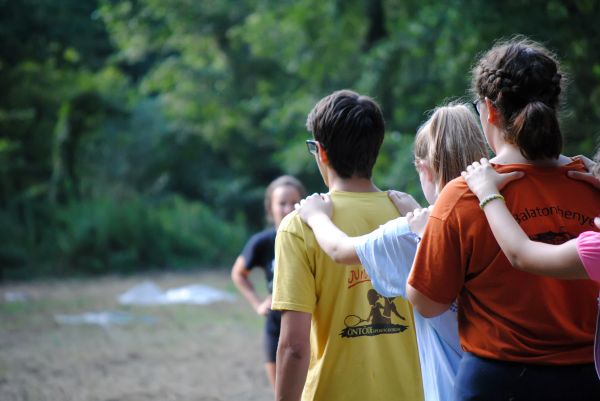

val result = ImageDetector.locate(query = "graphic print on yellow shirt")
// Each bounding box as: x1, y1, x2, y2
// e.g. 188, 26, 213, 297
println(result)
272, 191, 424, 401
340, 288, 408, 338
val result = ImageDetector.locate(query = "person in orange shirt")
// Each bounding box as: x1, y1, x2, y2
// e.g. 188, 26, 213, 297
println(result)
461, 154, 600, 380
407, 37, 600, 400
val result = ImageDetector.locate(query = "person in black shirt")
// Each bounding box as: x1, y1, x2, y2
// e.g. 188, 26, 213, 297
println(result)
231, 175, 305, 390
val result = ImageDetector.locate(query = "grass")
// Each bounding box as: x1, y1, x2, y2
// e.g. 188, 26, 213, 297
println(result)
0, 268, 272, 401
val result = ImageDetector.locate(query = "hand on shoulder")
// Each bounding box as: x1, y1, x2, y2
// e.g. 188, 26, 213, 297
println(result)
387, 190, 421, 216
295, 193, 333, 228
567, 155, 600, 190
406, 206, 432, 237
461, 158, 525, 201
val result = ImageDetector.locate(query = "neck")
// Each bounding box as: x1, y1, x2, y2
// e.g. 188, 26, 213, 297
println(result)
326, 172, 379, 193
490, 143, 529, 164
490, 142, 567, 166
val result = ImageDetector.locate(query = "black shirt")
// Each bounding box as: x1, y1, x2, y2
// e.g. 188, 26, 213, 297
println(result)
241, 228, 276, 293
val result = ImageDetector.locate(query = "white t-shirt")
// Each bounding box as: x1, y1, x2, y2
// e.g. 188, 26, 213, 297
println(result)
355, 216, 462, 401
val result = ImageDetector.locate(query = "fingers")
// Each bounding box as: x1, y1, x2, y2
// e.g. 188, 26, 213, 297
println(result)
567, 170, 600, 190
580, 156, 596, 172
295, 193, 327, 212
497, 171, 525, 190
573, 154, 596, 172
466, 160, 482, 173
388, 190, 421, 214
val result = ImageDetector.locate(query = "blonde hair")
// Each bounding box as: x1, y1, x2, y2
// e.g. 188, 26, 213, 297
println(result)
414, 104, 488, 189
264, 175, 306, 223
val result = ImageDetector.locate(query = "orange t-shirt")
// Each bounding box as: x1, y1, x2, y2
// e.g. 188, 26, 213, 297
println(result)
408, 159, 600, 365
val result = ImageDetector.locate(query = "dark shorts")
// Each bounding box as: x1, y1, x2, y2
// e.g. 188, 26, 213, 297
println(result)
455, 352, 600, 401
263, 309, 281, 363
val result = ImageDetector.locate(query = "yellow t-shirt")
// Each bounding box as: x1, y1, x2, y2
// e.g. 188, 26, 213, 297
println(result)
272, 191, 424, 401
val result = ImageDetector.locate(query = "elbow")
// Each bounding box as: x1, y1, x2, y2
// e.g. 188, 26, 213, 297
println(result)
503, 247, 527, 272
279, 339, 310, 361
415, 306, 443, 319
406, 283, 448, 318
230, 269, 242, 284
330, 251, 346, 265
328, 243, 349, 264
507, 254, 525, 271
331, 252, 354, 265
329, 244, 359, 265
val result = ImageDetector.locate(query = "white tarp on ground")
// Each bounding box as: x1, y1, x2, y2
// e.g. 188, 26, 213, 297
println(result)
54, 311, 140, 326
117, 281, 236, 306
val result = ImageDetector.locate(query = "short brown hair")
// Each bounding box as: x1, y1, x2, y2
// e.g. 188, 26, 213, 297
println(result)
306, 90, 385, 179
414, 104, 488, 189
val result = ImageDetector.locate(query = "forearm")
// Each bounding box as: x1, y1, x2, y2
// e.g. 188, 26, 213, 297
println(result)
276, 311, 311, 401
483, 200, 587, 279
306, 214, 361, 265
233, 276, 262, 309
231, 257, 262, 310
482, 198, 531, 266
275, 343, 310, 401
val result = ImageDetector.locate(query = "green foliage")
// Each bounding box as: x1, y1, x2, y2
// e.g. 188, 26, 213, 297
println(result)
1, 0, 599, 279
1, 195, 246, 280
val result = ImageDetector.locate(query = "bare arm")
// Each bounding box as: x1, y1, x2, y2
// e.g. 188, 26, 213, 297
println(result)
296, 192, 422, 265
406, 283, 452, 318
462, 158, 588, 279
276, 310, 312, 401
295, 194, 362, 265
231, 256, 271, 315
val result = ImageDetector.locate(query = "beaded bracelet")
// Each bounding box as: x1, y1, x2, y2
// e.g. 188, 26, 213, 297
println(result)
479, 193, 505, 209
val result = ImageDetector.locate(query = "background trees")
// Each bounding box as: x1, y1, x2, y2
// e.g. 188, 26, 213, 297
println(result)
1, 0, 599, 278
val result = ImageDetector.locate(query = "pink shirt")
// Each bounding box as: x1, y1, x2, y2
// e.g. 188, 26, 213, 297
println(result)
577, 231, 600, 283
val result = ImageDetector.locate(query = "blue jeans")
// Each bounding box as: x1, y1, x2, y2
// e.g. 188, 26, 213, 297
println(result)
454, 352, 600, 401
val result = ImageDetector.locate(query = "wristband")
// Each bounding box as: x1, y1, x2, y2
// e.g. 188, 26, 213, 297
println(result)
479, 193, 504, 209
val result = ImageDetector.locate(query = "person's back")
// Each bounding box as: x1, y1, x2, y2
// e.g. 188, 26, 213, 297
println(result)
272, 90, 424, 401
276, 192, 423, 400
417, 161, 600, 363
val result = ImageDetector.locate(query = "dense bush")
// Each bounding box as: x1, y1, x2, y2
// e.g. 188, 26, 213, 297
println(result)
0, 196, 247, 280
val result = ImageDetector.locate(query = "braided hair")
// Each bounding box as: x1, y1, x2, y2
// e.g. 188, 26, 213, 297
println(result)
472, 37, 564, 160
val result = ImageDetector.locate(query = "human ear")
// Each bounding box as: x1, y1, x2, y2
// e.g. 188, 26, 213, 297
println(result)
485, 97, 501, 126
419, 162, 434, 182
317, 142, 329, 164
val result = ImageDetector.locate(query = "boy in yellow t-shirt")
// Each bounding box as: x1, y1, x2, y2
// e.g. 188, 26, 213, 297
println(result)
272, 90, 424, 401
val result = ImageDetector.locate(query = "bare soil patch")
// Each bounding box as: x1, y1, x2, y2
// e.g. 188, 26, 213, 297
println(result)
0, 269, 272, 401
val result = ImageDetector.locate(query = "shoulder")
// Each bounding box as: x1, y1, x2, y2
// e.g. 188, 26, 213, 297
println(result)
246, 227, 276, 246
277, 211, 307, 240
431, 177, 477, 221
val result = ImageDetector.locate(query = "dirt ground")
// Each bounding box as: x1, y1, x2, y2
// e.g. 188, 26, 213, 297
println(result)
0, 269, 273, 401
